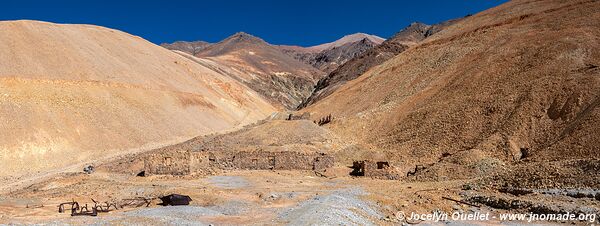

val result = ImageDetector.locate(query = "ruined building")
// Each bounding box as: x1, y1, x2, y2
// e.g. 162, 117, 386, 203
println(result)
351, 160, 400, 180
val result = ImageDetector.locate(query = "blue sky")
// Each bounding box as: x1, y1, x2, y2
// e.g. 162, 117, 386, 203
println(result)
1, 0, 507, 46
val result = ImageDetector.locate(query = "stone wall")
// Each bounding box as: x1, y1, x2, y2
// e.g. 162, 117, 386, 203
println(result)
201, 151, 333, 170
190, 151, 210, 173
314, 155, 335, 170
144, 150, 334, 175
144, 150, 191, 175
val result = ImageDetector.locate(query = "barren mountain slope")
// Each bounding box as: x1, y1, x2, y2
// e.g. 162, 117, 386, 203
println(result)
307, 38, 380, 73
160, 40, 212, 55
304, 0, 600, 180
300, 20, 463, 108
307, 33, 385, 52
0, 20, 276, 177
280, 33, 385, 73
195, 32, 323, 109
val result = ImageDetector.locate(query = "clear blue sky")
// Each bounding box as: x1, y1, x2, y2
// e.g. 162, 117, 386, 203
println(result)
1, 0, 507, 46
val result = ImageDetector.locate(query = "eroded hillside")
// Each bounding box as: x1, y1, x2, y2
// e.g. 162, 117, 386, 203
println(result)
165, 32, 323, 110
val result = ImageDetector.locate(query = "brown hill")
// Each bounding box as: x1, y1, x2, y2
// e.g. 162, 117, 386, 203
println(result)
303, 0, 600, 182
280, 33, 385, 73
300, 20, 463, 108
0, 21, 276, 177
191, 32, 323, 109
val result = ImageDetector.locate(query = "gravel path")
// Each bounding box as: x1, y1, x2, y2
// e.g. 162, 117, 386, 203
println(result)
206, 176, 250, 189
278, 187, 383, 226
121, 206, 221, 225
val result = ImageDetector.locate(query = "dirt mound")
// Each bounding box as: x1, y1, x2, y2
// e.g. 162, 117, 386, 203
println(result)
0, 20, 275, 177
150, 119, 338, 155
487, 159, 600, 189
303, 0, 600, 183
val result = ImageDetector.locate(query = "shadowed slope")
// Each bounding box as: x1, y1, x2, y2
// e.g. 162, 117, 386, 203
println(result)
195, 32, 324, 109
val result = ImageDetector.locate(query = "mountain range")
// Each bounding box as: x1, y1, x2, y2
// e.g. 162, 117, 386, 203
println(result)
299, 19, 464, 108
161, 32, 387, 109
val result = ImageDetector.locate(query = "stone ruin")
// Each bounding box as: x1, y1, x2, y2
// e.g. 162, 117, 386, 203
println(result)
144, 150, 334, 175
144, 150, 193, 175
286, 112, 311, 120
351, 160, 400, 180
314, 114, 332, 126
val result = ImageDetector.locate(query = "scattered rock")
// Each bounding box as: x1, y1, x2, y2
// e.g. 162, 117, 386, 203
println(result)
83, 165, 95, 174
498, 187, 534, 196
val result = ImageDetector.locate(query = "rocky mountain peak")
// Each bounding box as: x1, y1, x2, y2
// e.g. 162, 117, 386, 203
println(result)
224, 31, 266, 44
308, 33, 384, 52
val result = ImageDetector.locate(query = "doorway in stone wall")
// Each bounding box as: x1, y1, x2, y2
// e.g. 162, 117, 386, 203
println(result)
251, 158, 258, 169
268, 156, 275, 169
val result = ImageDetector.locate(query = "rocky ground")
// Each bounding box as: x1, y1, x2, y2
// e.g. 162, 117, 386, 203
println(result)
2, 167, 597, 225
